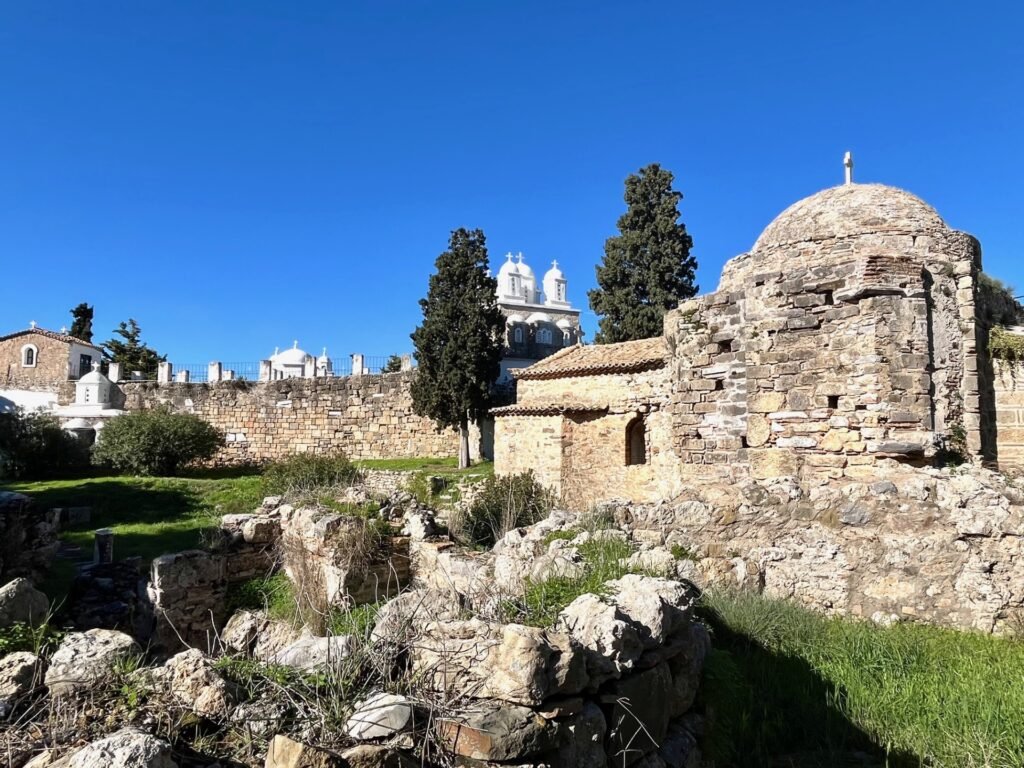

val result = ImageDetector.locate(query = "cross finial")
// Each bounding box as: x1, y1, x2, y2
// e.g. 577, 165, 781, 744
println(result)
322, 347, 327, 356
516, 251, 524, 262
552, 259, 559, 268
844, 151, 854, 185
60, 326, 67, 334
29, 320, 36, 329
293, 340, 298, 349
505, 252, 513, 261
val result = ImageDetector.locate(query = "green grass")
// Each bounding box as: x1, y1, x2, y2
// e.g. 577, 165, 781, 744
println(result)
2, 472, 263, 602
355, 457, 494, 477
701, 590, 1024, 768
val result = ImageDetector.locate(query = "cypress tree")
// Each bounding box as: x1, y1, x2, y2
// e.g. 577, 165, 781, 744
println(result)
69, 302, 94, 342
588, 163, 697, 343
411, 228, 504, 468
103, 319, 165, 376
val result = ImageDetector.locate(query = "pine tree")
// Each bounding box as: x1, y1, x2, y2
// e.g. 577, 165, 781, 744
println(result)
103, 319, 165, 376
69, 302, 94, 342
382, 354, 403, 374
411, 228, 505, 468
588, 164, 697, 343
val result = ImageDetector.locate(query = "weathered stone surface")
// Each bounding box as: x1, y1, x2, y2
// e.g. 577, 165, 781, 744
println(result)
165, 648, 236, 720
45, 629, 138, 697
221, 610, 304, 661
338, 744, 417, 768
556, 594, 643, 685
437, 702, 566, 761
604, 575, 697, 649
667, 624, 711, 717
265, 735, 342, 768
343, 692, 414, 740
0, 651, 42, 715
272, 635, 355, 671
54, 728, 177, 768
0, 577, 49, 627
552, 701, 608, 768
370, 589, 461, 645
606, 662, 673, 765
411, 619, 587, 706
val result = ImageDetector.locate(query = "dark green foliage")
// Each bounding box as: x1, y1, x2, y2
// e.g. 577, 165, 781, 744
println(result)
91, 407, 222, 475
69, 302, 94, 342
260, 452, 360, 496
411, 228, 504, 467
589, 164, 697, 343
0, 409, 90, 481
453, 471, 553, 548
226, 572, 293, 617
103, 318, 165, 377
0, 621, 64, 655
382, 354, 403, 373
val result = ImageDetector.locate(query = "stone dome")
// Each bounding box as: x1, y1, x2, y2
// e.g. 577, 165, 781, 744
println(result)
753, 183, 947, 252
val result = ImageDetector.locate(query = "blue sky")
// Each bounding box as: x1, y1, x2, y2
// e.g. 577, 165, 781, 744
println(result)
2, 2, 1022, 364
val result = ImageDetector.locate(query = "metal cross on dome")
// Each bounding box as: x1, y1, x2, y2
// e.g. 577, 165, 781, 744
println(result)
844, 151, 854, 185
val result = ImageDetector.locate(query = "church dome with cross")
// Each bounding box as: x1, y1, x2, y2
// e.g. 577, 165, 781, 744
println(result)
753, 183, 947, 253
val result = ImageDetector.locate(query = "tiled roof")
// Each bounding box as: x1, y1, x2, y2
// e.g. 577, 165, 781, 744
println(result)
490, 404, 608, 417
0, 327, 102, 349
516, 337, 668, 380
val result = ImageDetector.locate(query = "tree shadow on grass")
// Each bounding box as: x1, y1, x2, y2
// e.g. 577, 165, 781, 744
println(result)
698, 604, 920, 768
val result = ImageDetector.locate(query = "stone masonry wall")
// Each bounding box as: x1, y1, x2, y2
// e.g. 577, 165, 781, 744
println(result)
996, 361, 1024, 474
0, 333, 72, 391
119, 372, 461, 464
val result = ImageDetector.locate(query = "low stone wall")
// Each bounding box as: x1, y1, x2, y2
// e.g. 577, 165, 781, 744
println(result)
0, 492, 59, 584
118, 373, 463, 465
606, 463, 1024, 634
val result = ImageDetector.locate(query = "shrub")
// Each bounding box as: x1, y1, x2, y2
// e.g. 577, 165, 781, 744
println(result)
0, 409, 91, 481
261, 452, 360, 497
91, 407, 222, 476
451, 471, 553, 548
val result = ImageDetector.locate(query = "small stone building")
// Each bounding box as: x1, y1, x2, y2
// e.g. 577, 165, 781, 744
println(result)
495, 178, 1019, 507
0, 325, 103, 412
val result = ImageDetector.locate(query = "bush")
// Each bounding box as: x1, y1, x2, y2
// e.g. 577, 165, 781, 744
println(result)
261, 452, 361, 497
0, 409, 91, 481
451, 471, 553, 548
91, 407, 222, 476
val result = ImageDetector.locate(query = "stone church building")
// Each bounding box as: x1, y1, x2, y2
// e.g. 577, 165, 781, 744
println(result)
495, 175, 1022, 509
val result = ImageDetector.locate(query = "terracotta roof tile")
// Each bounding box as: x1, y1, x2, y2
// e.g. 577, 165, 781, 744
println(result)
0, 327, 102, 349
516, 337, 667, 380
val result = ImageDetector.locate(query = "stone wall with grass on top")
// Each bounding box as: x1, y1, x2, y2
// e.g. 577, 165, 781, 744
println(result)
994, 333, 1024, 473
117, 372, 468, 465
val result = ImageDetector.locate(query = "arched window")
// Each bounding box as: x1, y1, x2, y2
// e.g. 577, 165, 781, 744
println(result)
563, 329, 572, 345
21, 344, 38, 368
626, 416, 647, 466
513, 327, 524, 344
537, 327, 552, 345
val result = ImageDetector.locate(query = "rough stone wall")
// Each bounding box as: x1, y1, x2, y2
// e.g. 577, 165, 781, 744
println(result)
996, 361, 1024, 474
0, 333, 71, 390
610, 463, 1024, 634
119, 373, 461, 464
494, 367, 677, 506
0, 492, 59, 584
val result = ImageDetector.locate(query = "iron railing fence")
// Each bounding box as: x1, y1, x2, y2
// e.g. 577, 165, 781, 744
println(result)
165, 356, 412, 382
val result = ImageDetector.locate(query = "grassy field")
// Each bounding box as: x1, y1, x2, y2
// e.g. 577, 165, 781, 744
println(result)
701, 590, 1024, 768
355, 457, 494, 476
2, 471, 263, 601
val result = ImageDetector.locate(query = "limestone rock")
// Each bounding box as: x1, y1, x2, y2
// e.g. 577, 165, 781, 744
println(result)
272, 635, 355, 671
0, 577, 49, 627
45, 629, 138, 697
165, 648, 236, 720
221, 610, 304, 661
552, 701, 608, 768
339, 745, 417, 768
606, 661, 673, 765
370, 588, 460, 645
343, 692, 414, 740
56, 728, 177, 768
411, 619, 587, 706
666, 623, 711, 717
605, 574, 698, 649
437, 702, 566, 761
400, 508, 437, 540
556, 593, 643, 684
265, 735, 342, 768
657, 719, 702, 768
0, 651, 43, 715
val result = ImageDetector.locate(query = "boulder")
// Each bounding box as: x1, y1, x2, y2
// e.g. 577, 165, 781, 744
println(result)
164, 648, 236, 720
370, 589, 461, 645
54, 728, 177, 768
437, 702, 566, 761
556, 593, 643, 684
0, 651, 43, 715
400, 509, 437, 540
604, 575, 697, 649
605, 662, 673, 765
265, 735, 343, 768
339, 745, 418, 768
45, 629, 138, 697
552, 701, 608, 768
343, 692, 414, 740
272, 635, 355, 671
666, 623, 711, 717
0, 577, 49, 627
657, 719, 702, 768
221, 610, 304, 661
411, 619, 587, 706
